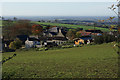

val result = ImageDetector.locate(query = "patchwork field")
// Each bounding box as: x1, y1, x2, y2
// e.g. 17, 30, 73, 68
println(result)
2, 43, 118, 78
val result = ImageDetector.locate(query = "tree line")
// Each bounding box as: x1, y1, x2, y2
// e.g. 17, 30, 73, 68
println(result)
2, 20, 43, 40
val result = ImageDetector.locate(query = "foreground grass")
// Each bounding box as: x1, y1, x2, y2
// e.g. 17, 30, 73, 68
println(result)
31, 21, 110, 32
2, 43, 118, 78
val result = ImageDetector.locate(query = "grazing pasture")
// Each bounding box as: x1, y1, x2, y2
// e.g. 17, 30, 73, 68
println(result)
2, 43, 118, 78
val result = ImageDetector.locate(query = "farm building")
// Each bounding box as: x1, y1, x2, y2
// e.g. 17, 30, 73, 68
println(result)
74, 37, 92, 45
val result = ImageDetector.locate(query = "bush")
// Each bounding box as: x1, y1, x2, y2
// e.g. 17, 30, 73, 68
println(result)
103, 34, 116, 43
62, 45, 73, 48
76, 45, 82, 47
9, 38, 22, 50
36, 47, 48, 51
94, 36, 104, 44
94, 33, 116, 44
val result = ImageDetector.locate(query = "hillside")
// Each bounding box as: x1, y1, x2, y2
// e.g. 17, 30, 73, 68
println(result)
2, 43, 118, 78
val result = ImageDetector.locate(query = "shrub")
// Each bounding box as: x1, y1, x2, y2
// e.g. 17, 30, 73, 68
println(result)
94, 33, 116, 44
76, 45, 82, 47
94, 36, 104, 44
37, 47, 48, 51
38, 48, 44, 51
9, 38, 22, 50
103, 34, 116, 43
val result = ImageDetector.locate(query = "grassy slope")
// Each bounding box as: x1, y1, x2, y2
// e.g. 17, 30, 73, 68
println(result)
2, 43, 118, 78
31, 21, 110, 32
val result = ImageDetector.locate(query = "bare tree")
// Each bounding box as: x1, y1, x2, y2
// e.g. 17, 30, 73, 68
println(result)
107, 1, 120, 54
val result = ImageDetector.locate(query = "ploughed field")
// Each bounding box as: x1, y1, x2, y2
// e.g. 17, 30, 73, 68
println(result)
2, 43, 118, 78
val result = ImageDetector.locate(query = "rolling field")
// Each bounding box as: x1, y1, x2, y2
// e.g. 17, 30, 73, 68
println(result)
31, 21, 110, 31
2, 43, 118, 78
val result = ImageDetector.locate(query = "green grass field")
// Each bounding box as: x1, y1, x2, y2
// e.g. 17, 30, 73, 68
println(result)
31, 21, 110, 32
0, 20, 111, 31
2, 43, 118, 78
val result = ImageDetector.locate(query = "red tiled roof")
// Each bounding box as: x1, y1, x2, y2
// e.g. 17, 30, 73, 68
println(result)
78, 31, 91, 36
91, 33, 101, 35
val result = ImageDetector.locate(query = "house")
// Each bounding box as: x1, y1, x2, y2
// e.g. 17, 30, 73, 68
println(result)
49, 27, 58, 33
56, 28, 65, 37
77, 31, 91, 37
43, 27, 66, 37
25, 38, 41, 48
43, 27, 58, 37
91, 33, 102, 36
74, 36, 92, 45
85, 29, 103, 36
42, 28, 68, 46
42, 27, 67, 46
47, 32, 57, 37
29, 35, 39, 39
47, 28, 67, 45
46, 37, 67, 45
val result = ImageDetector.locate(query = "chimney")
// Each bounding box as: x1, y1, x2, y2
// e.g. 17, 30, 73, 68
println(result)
59, 28, 62, 33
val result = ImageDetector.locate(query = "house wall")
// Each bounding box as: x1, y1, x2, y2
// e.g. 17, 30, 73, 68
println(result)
25, 40, 34, 48
25, 40, 41, 48
55, 41, 66, 45
75, 39, 84, 45
47, 40, 66, 45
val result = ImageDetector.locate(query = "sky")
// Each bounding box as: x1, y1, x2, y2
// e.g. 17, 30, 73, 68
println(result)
0, 0, 116, 2
1, 2, 118, 16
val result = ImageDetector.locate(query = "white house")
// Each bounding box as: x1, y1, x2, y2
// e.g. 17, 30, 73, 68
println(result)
25, 38, 41, 48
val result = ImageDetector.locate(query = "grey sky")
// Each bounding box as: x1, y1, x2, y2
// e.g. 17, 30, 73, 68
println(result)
1, 0, 116, 2
2, 2, 117, 16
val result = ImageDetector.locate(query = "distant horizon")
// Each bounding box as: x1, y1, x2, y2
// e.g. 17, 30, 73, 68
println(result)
3, 15, 117, 17
2, 16, 118, 22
